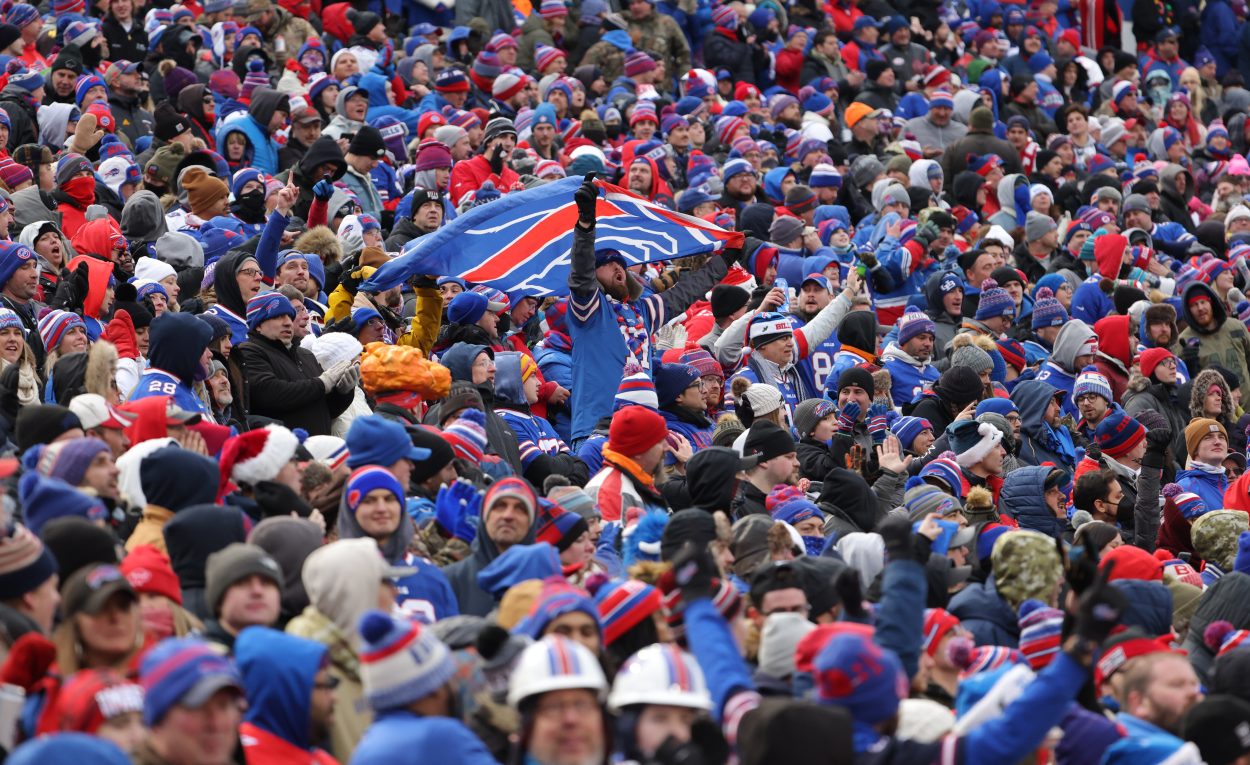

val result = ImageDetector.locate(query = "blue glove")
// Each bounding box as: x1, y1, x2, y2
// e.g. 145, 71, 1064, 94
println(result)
867, 402, 890, 444
313, 179, 335, 201
435, 481, 481, 542
596, 522, 621, 559
836, 400, 860, 434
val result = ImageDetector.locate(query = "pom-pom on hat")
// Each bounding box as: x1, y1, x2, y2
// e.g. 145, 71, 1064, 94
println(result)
216, 425, 299, 500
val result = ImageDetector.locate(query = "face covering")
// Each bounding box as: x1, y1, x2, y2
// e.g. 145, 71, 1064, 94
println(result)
234, 189, 266, 220
140, 601, 176, 640
62, 175, 95, 207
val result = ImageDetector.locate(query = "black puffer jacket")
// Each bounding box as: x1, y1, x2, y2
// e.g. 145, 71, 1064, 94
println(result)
236, 331, 354, 436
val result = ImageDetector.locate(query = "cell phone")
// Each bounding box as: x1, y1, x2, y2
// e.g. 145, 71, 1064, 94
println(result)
856, 264, 868, 279
773, 278, 788, 313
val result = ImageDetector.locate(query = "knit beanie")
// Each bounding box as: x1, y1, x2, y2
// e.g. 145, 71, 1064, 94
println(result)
244, 290, 297, 331
614, 368, 659, 410
793, 399, 835, 438
535, 502, 589, 552
37, 309, 87, 353
0, 523, 57, 600
181, 167, 228, 216
344, 466, 404, 517
483, 477, 537, 526
1185, 418, 1227, 457
609, 405, 668, 454
814, 632, 904, 723
974, 279, 1015, 320
120, 544, 182, 604
892, 416, 934, 453
26, 436, 109, 487
1073, 366, 1112, 403
442, 408, 488, 463
357, 610, 456, 711
1094, 409, 1146, 457
1017, 600, 1064, 669
1030, 287, 1068, 329
949, 344, 993, 374
594, 579, 662, 646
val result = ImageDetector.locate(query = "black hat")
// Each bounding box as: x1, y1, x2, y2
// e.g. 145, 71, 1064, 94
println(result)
934, 366, 983, 409
154, 103, 190, 142
835, 366, 874, 396
1183, 695, 1250, 765
15, 405, 82, 452
348, 125, 386, 158
865, 60, 890, 82
659, 508, 718, 561
50, 43, 84, 75
710, 284, 750, 320
990, 265, 1023, 287
349, 8, 383, 36
0, 24, 21, 53
743, 420, 797, 463
40, 516, 119, 585
408, 426, 456, 484
749, 560, 806, 609
411, 187, 444, 210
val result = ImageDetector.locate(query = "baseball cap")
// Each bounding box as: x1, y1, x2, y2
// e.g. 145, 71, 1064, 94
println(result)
68, 393, 138, 430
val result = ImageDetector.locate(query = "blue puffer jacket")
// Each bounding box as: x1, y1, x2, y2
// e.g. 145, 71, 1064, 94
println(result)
947, 576, 1020, 647
1174, 467, 1229, 516
1012, 379, 1077, 471
359, 72, 423, 135
1000, 466, 1066, 539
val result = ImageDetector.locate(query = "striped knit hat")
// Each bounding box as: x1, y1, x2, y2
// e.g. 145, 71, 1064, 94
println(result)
1030, 287, 1068, 329
0, 523, 57, 600
1017, 600, 1064, 670
712, 5, 737, 28
345, 466, 404, 517
139, 638, 242, 726
919, 452, 963, 495
534, 45, 565, 73
891, 416, 933, 452
1205, 620, 1250, 657
358, 610, 455, 711
594, 578, 662, 645
614, 367, 658, 410
922, 608, 964, 657
951, 640, 1023, 679
514, 580, 601, 639
974, 278, 1015, 320
28, 436, 110, 486
539, 0, 567, 16
245, 291, 296, 331
1073, 365, 1112, 403
535, 502, 588, 552
442, 408, 488, 463
0, 307, 22, 333
37, 309, 86, 353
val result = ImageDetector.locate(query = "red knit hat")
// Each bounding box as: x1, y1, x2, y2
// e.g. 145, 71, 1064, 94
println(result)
120, 544, 183, 604
1137, 347, 1175, 380
922, 608, 964, 658
608, 406, 668, 455
1099, 544, 1164, 582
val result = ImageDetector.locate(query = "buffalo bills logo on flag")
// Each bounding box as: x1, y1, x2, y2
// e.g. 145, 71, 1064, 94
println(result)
362, 176, 744, 297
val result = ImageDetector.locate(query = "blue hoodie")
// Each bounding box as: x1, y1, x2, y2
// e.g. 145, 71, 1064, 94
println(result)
128, 313, 213, 416
1000, 466, 1065, 538
359, 72, 423, 135
1012, 379, 1076, 471
352, 711, 498, 765
235, 626, 327, 752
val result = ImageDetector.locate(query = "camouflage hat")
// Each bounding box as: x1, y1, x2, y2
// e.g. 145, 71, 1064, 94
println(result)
1190, 509, 1249, 570
992, 530, 1062, 609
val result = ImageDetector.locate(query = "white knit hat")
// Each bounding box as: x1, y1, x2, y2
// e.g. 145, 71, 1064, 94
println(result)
357, 609, 456, 711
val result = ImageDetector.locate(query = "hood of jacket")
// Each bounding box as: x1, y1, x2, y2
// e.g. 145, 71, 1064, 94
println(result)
1161, 162, 1194, 200
1093, 233, 1127, 279
493, 351, 526, 407
687, 447, 741, 510
121, 190, 170, 245
948, 576, 1020, 639
1012, 379, 1061, 437
925, 270, 963, 316
1095, 314, 1132, 367
1000, 466, 1064, 538
1051, 319, 1096, 373
763, 167, 794, 205
441, 342, 491, 383
738, 203, 775, 241
213, 249, 257, 316
64, 254, 115, 319
1189, 368, 1234, 421
996, 174, 1029, 226
236, 626, 326, 749
38, 102, 75, 150
358, 72, 391, 107
816, 467, 878, 532
139, 445, 219, 511
1110, 579, 1174, 636
70, 217, 122, 260
163, 504, 249, 589
149, 312, 214, 382
951, 171, 983, 209
337, 487, 415, 563
1182, 281, 1226, 334
297, 136, 347, 183
178, 83, 210, 126
248, 87, 286, 128
838, 309, 878, 355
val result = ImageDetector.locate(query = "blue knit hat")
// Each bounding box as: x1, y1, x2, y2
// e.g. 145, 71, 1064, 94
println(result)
919, 451, 964, 495
975, 398, 1018, 417
814, 632, 905, 723
140, 638, 243, 726
6, 732, 132, 765
1095, 409, 1146, 458
1074, 365, 1112, 403
73, 73, 105, 106
447, 291, 503, 325
345, 415, 432, 469
891, 416, 933, 452
357, 610, 455, 710
1030, 287, 1068, 329
765, 484, 821, 525
615, 367, 658, 410
476, 543, 562, 597
0, 240, 34, 290
897, 308, 936, 345
513, 580, 601, 640
345, 466, 404, 517
245, 290, 297, 331
654, 362, 700, 407
975, 278, 1015, 320
17, 472, 107, 537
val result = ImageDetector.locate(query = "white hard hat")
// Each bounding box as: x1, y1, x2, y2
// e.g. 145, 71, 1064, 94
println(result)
507, 635, 608, 708
607, 644, 713, 713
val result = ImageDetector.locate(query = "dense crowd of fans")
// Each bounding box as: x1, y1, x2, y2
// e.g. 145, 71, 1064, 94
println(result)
0, 0, 1248, 762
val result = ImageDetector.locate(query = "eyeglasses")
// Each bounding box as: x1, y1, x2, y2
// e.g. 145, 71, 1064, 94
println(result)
534, 695, 599, 720
313, 676, 340, 691
1159, 357, 1178, 367
237, 268, 262, 277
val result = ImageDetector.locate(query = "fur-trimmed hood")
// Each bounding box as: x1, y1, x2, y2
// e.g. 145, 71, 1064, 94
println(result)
1189, 368, 1236, 425
1125, 367, 1155, 395
85, 339, 117, 400
292, 225, 342, 266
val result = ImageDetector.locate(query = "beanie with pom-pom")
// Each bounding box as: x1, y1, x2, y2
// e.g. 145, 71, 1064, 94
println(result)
975, 278, 1015, 321
442, 407, 488, 463
1074, 365, 1113, 404
1017, 599, 1064, 670
951, 639, 1023, 679
357, 609, 455, 711
1204, 619, 1250, 656
1031, 286, 1069, 329
1163, 482, 1208, 520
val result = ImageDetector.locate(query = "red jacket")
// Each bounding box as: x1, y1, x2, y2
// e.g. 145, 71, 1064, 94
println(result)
449, 155, 520, 209
240, 722, 340, 765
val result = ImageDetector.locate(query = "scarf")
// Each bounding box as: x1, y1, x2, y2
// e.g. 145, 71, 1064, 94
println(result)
1185, 459, 1226, 476
602, 446, 656, 490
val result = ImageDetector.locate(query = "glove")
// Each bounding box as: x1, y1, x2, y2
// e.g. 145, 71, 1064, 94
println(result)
103, 309, 140, 360
318, 358, 353, 393
1071, 562, 1128, 646
335, 364, 360, 393
322, 315, 358, 335
487, 142, 504, 175
836, 400, 861, 434
670, 540, 718, 602
375, 302, 405, 332
338, 268, 366, 297
1141, 427, 1172, 471
312, 179, 335, 201
435, 480, 481, 542
876, 513, 931, 564
913, 221, 941, 249
858, 250, 878, 269
412, 274, 438, 290
52, 261, 90, 311
866, 401, 890, 444
0, 632, 56, 692
596, 521, 621, 559
574, 172, 598, 225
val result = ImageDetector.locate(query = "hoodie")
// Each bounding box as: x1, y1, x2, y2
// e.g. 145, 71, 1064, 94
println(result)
493, 351, 568, 474
236, 627, 333, 759
120, 190, 170, 245
126, 445, 221, 553
1000, 466, 1065, 538
1035, 319, 1097, 418
129, 312, 213, 416
358, 72, 421, 135
63, 254, 115, 334
162, 504, 250, 621
686, 447, 741, 512
218, 87, 286, 174
948, 575, 1022, 647
987, 173, 1028, 230
1012, 379, 1076, 471
205, 250, 259, 344
816, 467, 882, 536
1180, 281, 1250, 391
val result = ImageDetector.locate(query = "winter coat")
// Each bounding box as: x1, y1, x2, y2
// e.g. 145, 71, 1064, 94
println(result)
1000, 466, 1064, 538
1180, 281, 1250, 392
948, 576, 1021, 647
941, 129, 1023, 178
235, 627, 338, 764
704, 28, 754, 83
1175, 467, 1229, 517
443, 521, 537, 616
798, 437, 837, 482
1013, 379, 1076, 471
236, 332, 354, 437
1188, 368, 1239, 450
435, 346, 523, 472
1123, 369, 1189, 462
216, 88, 287, 175
352, 711, 497, 765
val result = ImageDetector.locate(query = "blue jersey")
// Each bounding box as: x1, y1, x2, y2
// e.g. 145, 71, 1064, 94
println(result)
495, 407, 570, 470
393, 552, 460, 624
127, 369, 211, 416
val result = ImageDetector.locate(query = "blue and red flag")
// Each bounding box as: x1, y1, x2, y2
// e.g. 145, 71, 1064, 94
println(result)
361, 176, 744, 296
